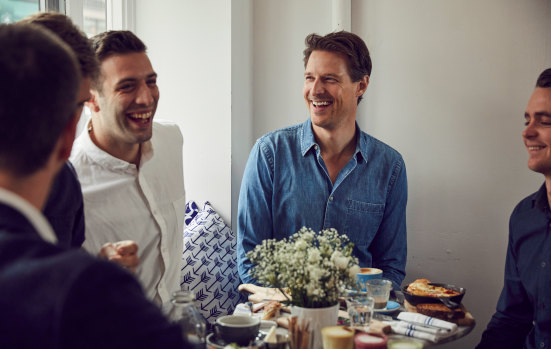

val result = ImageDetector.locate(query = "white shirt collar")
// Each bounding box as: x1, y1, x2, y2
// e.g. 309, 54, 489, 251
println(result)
0, 187, 58, 244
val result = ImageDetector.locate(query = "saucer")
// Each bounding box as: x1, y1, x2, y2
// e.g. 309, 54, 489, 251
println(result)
373, 300, 400, 313
206, 332, 266, 349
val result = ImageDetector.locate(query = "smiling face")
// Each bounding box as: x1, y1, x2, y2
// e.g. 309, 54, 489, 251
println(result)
89, 51, 158, 158
303, 50, 367, 132
523, 87, 551, 177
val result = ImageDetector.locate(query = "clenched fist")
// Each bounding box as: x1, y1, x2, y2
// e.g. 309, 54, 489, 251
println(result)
98, 240, 139, 273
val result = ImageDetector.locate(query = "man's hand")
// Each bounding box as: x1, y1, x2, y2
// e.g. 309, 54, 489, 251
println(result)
98, 240, 139, 273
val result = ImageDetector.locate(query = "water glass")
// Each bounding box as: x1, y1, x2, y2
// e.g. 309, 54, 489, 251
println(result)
346, 295, 374, 331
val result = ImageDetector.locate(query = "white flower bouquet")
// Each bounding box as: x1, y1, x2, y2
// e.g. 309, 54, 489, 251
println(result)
246, 227, 360, 308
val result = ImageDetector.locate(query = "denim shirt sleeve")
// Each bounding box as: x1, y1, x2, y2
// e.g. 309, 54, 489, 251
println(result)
477, 207, 534, 348
370, 157, 407, 290
237, 139, 274, 284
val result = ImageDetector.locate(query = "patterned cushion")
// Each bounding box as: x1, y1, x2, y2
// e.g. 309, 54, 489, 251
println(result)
181, 201, 245, 323
184, 200, 199, 225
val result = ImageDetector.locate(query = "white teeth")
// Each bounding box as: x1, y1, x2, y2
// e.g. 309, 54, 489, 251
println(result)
528, 146, 544, 150
128, 111, 152, 119
312, 101, 331, 106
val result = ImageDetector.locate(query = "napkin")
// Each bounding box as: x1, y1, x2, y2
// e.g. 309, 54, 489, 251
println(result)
397, 312, 458, 332
391, 321, 449, 336
386, 312, 458, 343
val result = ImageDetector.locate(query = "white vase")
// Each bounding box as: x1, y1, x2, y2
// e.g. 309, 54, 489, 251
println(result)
291, 303, 339, 349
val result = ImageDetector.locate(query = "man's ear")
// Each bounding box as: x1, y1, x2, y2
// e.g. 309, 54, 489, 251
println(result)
86, 90, 101, 113
356, 75, 370, 98
57, 114, 79, 161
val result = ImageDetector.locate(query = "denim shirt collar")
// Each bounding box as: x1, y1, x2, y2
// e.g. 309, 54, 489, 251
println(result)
300, 118, 369, 163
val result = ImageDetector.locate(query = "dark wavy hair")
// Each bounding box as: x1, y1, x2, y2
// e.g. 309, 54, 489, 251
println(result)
536, 68, 551, 88
20, 12, 98, 81
91, 30, 147, 90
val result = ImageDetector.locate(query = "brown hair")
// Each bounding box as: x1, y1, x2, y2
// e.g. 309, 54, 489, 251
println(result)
20, 12, 98, 80
536, 68, 551, 88
303, 31, 371, 104
90, 30, 147, 89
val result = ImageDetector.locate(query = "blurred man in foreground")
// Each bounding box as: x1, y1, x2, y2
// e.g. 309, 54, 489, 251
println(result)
0, 23, 185, 348
477, 68, 551, 349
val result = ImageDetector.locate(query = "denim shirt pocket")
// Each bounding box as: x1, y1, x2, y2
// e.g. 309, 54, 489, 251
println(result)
344, 199, 384, 244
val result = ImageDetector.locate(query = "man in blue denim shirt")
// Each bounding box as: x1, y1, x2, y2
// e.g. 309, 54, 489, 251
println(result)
477, 69, 551, 349
237, 31, 407, 289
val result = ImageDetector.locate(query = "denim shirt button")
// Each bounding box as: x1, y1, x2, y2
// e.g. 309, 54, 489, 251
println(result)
542, 261, 547, 268
314, 145, 318, 150
539, 342, 545, 348
329, 196, 334, 202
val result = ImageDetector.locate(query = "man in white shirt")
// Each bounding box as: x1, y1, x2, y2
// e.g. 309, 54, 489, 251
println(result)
70, 30, 186, 309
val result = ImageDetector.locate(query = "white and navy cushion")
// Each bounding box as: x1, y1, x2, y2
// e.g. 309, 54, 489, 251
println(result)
181, 201, 245, 323
184, 200, 199, 225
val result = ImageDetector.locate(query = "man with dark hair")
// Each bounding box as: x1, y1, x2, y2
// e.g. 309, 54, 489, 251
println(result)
237, 31, 408, 289
0, 23, 185, 348
70, 30, 186, 310
477, 68, 551, 349
21, 12, 139, 272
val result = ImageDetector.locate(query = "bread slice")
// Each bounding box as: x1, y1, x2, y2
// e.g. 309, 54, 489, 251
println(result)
416, 303, 465, 322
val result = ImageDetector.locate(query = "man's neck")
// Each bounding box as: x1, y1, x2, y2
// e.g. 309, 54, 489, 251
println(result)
312, 121, 357, 183
312, 121, 356, 157
88, 121, 142, 166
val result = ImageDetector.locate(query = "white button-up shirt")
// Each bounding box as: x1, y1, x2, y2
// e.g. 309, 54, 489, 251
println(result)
70, 120, 186, 309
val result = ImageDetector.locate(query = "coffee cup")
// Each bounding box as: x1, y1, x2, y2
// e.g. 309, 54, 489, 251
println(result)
214, 315, 260, 346
356, 267, 382, 291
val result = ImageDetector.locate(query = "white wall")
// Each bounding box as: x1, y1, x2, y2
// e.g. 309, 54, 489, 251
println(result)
135, 0, 232, 223
231, 0, 253, 232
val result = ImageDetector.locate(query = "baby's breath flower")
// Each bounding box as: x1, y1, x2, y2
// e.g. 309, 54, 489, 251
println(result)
246, 227, 359, 308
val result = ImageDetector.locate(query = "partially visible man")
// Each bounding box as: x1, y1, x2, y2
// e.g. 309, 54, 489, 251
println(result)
0, 23, 185, 348
477, 68, 551, 349
70, 30, 186, 309
237, 31, 407, 289
20, 12, 139, 272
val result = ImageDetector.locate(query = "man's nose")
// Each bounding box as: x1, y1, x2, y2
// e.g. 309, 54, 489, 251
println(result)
135, 82, 155, 105
312, 78, 324, 95
523, 122, 537, 138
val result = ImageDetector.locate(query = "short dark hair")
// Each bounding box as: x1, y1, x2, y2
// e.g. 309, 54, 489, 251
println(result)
303, 31, 372, 104
20, 12, 98, 80
0, 24, 80, 176
536, 68, 551, 88
91, 30, 147, 89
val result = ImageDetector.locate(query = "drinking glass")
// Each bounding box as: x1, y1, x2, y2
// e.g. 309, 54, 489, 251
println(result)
366, 279, 392, 309
346, 295, 374, 331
